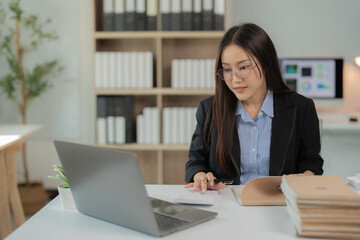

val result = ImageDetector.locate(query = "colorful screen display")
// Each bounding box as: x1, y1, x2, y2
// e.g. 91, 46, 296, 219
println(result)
279, 58, 343, 99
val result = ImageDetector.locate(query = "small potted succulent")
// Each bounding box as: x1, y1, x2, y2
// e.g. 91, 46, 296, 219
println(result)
48, 165, 76, 210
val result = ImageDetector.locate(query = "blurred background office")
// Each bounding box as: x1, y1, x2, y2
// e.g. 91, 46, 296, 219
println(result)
0, 0, 359, 193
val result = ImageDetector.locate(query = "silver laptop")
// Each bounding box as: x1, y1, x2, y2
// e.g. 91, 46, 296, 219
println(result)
53, 140, 217, 237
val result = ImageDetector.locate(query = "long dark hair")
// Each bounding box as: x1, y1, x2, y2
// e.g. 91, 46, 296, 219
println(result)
207, 23, 291, 172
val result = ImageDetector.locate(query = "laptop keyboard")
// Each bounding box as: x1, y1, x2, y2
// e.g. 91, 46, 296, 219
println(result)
154, 213, 189, 230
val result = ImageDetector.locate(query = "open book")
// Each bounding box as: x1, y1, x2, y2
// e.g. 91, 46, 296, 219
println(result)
232, 176, 285, 206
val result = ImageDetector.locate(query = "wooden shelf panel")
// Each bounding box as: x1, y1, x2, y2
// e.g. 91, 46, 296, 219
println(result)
97, 144, 190, 151
160, 88, 215, 95
94, 31, 158, 39
94, 88, 214, 96
94, 31, 224, 39
94, 89, 161, 95
160, 31, 224, 39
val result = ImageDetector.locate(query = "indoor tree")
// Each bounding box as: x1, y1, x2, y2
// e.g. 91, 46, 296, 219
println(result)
0, 0, 63, 185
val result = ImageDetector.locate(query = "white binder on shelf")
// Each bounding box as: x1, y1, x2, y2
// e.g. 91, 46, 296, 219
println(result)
94, 52, 102, 89
162, 107, 171, 144
214, 0, 225, 30
178, 60, 185, 89
185, 107, 193, 144
138, 52, 145, 88
185, 59, 192, 89
171, 59, 180, 89
115, 116, 126, 144
146, 0, 157, 31
107, 116, 115, 144
199, 60, 206, 89
179, 107, 186, 144
145, 52, 153, 88
109, 52, 116, 89
136, 114, 145, 144
152, 107, 159, 144
123, 52, 130, 88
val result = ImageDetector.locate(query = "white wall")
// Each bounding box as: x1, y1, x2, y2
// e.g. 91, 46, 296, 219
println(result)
0, 0, 94, 188
231, 0, 360, 180
231, 0, 360, 112
321, 129, 360, 180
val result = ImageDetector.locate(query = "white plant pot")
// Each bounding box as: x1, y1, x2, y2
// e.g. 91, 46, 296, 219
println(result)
57, 186, 77, 211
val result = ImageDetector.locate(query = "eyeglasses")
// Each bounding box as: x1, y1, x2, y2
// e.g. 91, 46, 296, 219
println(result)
217, 64, 258, 82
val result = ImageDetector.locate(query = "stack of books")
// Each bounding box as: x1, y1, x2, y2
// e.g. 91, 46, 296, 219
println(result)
94, 51, 153, 89
171, 59, 216, 89
162, 107, 197, 145
281, 175, 360, 239
161, 0, 224, 31
102, 0, 225, 31
136, 107, 159, 144
103, 0, 158, 31
97, 96, 135, 145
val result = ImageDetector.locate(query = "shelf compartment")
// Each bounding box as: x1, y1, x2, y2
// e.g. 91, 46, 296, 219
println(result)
162, 38, 221, 88
163, 95, 212, 108
163, 151, 189, 184
96, 39, 157, 53
136, 151, 159, 184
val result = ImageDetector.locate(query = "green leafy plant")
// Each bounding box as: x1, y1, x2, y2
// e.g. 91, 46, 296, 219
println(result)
48, 165, 69, 188
0, 0, 63, 185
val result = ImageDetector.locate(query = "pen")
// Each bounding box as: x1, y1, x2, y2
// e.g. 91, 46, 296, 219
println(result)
202, 179, 234, 185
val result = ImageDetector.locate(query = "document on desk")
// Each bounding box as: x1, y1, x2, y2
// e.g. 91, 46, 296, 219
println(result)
174, 189, 219, 205
232, 176, 286, 206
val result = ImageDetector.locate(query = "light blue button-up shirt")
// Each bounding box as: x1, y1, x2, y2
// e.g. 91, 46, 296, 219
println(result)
236, 90, 274, 185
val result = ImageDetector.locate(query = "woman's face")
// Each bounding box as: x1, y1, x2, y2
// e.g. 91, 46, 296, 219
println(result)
220, 44, 267, 105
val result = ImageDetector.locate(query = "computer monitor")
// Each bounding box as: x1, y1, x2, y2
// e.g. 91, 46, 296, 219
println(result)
279, 58, 343, 99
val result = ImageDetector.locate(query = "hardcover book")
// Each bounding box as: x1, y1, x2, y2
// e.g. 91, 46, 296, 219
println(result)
136, 0, 146, 30
170, 0, 181, 31
281, 175, 360, 239
114, 0, 125, 31
181, 0, 193, 31
103, 0, 114, 31
214, 0, 224, 30
202, 0, 214, 30
232, 176, 285, 206
146, 0, 157, 30
161, 0, 171, 30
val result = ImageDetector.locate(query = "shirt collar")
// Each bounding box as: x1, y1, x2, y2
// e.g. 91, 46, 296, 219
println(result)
236, 90, 274, 118
261, 90, 274, 118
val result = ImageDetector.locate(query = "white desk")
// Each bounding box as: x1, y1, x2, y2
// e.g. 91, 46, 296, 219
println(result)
5, 185, 324, 240
0, 125, 43, 239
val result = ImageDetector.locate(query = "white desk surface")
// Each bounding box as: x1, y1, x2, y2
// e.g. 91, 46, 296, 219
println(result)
5, 185, 326, 240
322, 121, 360, 131
0, 124, 43, 137
319, 113, 360, 131
0, 135, 22, 151
0, 124, 43, 150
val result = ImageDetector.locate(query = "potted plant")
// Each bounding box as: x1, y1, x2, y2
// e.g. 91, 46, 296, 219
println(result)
48, 165, 76, 210
0, 0, 63, 213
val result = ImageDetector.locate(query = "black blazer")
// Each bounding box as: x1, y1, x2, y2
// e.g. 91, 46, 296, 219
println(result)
185, 92, 324, 184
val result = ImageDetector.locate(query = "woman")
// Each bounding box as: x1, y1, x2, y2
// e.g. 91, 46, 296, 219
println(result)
185, 23, 323, 192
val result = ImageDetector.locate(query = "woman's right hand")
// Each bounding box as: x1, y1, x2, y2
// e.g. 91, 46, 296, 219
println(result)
184, 171, 226, 193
